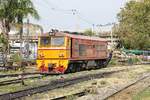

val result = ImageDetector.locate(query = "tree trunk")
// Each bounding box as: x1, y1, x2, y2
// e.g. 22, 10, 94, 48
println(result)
0, 19, 10, 66
18, 16, 23, 68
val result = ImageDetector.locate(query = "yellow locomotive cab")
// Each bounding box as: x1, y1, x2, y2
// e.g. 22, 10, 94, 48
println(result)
36, 36, 70, 73
37, 32, 110, 74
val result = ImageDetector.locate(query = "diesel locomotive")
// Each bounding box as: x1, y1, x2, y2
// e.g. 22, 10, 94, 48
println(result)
36, 31, 112, 73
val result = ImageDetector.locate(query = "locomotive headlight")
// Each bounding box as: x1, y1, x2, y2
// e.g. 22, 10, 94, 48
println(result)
59, 54, 64, 58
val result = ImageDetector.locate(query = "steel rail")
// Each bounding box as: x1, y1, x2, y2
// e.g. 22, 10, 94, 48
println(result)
0, 72, 41, 78
0, 63, 149, 100
51, 91, 86, 100
0, 70, 125, 100
0, 72, 61, 78
0, 62, 149, 78
0, 72, 61, 86
0, 76, 42, 86
103, 74, 150, 100
0, 63, 149, 86
0, 66, 136, 86
52, 73, 150, 100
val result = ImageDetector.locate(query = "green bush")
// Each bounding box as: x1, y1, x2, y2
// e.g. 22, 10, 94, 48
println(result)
109, 58, 118, 65
11, 53, 22, 62
131, 58, 141, 64
128, 57, 141, 64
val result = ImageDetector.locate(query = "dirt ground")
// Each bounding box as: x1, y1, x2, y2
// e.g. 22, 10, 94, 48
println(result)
107, 75, 150, 100
77, 65, 150, 100
20, 64, 150, 100
132, 87, 150, 100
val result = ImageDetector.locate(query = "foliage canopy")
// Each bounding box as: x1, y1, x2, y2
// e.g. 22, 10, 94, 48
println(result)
0, 0, 39, 51
83, 29, 96, 36
113, 0, 150, 50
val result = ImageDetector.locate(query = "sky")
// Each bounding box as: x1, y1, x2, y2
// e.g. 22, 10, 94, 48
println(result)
30, 0, 128, 32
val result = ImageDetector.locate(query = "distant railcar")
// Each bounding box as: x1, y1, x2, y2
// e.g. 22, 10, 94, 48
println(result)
36, 31, 111, 73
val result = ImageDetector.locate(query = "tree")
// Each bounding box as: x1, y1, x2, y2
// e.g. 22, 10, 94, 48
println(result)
83, 29, 96, 36
0, 0, 16, 53
0, 34, 8, 52
13, 0, 39, 38
113, 0, 150, 50
0, 0, 39, 52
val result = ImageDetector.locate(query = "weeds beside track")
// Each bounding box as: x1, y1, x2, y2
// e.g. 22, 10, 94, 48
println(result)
0, 69, 125, 100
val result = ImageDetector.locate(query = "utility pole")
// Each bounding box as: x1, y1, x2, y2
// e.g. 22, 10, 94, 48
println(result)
110, 29, 113, 49
72, 9, 80, 32
96, 22, 115, 50
26, 18, 30, 59
92, 24, 95, 35
110, 23, 115, 50
20, 23, 23, 69
96, 24, 102, 36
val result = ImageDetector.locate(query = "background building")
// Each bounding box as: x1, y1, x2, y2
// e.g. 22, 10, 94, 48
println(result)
98, 31, 119, 50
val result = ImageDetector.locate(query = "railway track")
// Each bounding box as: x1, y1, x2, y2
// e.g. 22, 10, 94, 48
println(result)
0, 63, 149, 100
52, 73, 150, 100
51, 91, 86, 100
0, 72, 61, 86
0, 62, 149, 78
0, 63, 147, 86
0, 75, 42, 86
0, 72, 61, 78
0, 72, 40, 78
0, 69, 126, 100
104, 73, 150, 100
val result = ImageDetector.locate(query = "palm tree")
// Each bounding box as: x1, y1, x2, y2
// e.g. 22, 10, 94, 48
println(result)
0, 0, 39, 40
0, 0, 16, 53
0, 0, 39, 65
13, 0, 39, 38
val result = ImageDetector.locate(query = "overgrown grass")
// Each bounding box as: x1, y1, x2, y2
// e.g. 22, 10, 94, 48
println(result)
132, 87, 150, 100
66, 95, 76, 100
10, 53, 22, 63
146, 68, 150, 72
129, 57, 142, 64
108, 58, 118, 66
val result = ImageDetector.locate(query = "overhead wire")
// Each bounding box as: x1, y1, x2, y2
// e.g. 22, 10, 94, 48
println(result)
42, 0, 95, 25
42, 0, 73, 14
35, 0, 115, 31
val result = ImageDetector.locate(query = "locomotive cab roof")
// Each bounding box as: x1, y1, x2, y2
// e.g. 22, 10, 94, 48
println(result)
40, 31, 108, 42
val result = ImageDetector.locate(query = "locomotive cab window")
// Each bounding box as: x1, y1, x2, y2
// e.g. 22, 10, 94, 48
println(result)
40, 37, 51, 46
51, 37, 65, 46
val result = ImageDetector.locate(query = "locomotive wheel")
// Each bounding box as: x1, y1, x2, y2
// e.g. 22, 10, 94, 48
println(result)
95, 60, 107, 69
101, 60, 108, 68
82, 63, 87, 70
75, 63, 82, 72
65, 63, 75, 73
95, 60, 101, 69
65, 63, 83, 73
65, 64, 71, 73
71, 63, 76, 73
